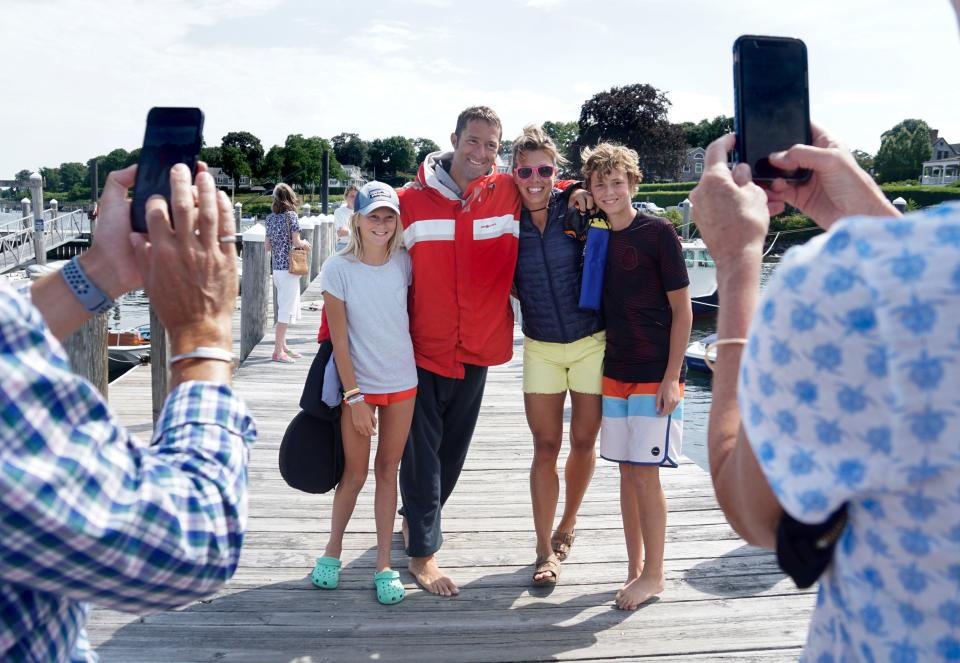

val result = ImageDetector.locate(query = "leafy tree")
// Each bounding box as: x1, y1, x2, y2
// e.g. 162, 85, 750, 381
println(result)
680, 115, 733, 148
221, 144, 251, 191
331, 132, 368, 168
874, 119, 932, 183
498, 139, 513, 161
40, 167, 62, 192
95, 148, 131, 186
542, 120, 578, 162
15, 169, 32, 183
199, 146, 223, 168
571, 83, 686, 181
57, 162, 88, 191
412, 137, 440, 166
260, 146, 284, 182
368, 136, 415, 185
125, 148, 141, 167
221, 131, 264, 178
281, 135, 343, 189
851, 149, 874, 174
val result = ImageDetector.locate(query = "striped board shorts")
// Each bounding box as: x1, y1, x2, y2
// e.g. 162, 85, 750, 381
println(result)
600, 377, 684, 467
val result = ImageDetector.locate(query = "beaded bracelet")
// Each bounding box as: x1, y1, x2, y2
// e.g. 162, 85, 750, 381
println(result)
345, 393, 365, 406
342, 387, 361, 399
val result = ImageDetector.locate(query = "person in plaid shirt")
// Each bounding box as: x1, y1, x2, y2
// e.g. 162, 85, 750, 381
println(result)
0, 163, 257, 662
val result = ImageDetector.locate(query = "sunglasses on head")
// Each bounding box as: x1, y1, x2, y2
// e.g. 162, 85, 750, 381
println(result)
514, 165, 557, 179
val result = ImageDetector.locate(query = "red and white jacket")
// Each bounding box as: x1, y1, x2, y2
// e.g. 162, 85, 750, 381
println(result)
398, 152, 520, 379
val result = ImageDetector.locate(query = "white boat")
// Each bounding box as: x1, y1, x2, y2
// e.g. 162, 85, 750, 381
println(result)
682, 239, 718, 315
685, 333, 717, 373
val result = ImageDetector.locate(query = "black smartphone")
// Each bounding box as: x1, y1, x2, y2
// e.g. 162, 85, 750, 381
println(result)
733, 35, 811, 182
131, 107, 204, 232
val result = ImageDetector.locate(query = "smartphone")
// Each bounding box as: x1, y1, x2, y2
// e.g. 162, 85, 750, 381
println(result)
733, 35, 811, 182
131, 107, 204, 232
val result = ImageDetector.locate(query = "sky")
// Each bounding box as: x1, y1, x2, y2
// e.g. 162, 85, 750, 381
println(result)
2, 0, 959, 179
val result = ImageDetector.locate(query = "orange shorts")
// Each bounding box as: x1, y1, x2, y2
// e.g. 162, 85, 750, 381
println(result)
362, 386, 418, 406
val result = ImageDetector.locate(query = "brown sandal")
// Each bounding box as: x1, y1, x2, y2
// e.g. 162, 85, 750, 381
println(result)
551, 530, 576, 562
532, 553, 561, 586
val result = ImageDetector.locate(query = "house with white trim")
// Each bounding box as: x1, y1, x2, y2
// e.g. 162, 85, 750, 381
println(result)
921, 134, 960, 186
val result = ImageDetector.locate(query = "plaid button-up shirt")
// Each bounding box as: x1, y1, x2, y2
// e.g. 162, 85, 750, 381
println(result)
0, 285, 256, 662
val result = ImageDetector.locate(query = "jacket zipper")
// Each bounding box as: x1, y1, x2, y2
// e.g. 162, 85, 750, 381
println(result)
536, 213, 569, 343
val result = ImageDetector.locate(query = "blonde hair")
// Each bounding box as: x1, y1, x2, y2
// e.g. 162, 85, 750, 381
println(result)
271, 182, 299, 214
511, 124, 567, 168
580, 143, 642, 190
339, 209, 405, 261
343, 184, 359, 197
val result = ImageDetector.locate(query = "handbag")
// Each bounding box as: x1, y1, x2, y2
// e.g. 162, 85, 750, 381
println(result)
278, 340, 344, 493
287, 212, 309, 276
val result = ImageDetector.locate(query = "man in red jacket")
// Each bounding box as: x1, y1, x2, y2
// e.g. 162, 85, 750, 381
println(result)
398, 106, 519, 596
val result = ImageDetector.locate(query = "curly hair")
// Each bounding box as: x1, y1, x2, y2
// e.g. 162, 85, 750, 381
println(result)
580, 143, 642, 190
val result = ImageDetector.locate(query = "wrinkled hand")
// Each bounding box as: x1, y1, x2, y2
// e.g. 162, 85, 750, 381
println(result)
350, 400, 377, 436
689, 134, 770, 268
765, 123, 899, 228
569, 188, 595, 213
84, 165, 141, 298
129, 164, 237, 353
656, 379, 681, 416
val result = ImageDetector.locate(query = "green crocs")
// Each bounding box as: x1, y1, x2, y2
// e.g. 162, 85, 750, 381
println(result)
311, 556, 341, 589
374, 569, 405, 605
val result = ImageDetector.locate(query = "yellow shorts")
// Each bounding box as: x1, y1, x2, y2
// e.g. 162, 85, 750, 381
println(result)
522, 332, 605, 395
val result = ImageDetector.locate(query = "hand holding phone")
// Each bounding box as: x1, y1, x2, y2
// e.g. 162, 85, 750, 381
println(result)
131, 107, 204, 232
733, 35, 811, 182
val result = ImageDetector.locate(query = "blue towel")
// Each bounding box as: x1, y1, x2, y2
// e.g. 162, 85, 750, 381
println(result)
579, 218, 610, 311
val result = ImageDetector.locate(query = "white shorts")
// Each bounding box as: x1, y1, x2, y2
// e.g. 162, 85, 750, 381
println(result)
273, 269, 302, 325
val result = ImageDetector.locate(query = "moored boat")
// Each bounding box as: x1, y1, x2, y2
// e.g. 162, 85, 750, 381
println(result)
685, 333, 716, 374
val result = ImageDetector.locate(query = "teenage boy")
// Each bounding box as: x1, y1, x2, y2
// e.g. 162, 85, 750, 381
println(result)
582, 143, 692, 610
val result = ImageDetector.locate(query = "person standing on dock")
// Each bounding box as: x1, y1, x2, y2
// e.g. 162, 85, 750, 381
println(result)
1, 163, 256, 662
333, 184, 358, 252
692, 4, 960, 653
396, 106, 520, 597
582, 143, 692, 610
264, 183, 311, 363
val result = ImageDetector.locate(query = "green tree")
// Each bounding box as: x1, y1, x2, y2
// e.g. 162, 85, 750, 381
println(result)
58, 162, 88, 191
368, 136, 415, 185
874, 119, 931, 183
542, 120, 578, 162
15, 169, 32, 184
199, 146, 223, 168
222, 131, 264, 178
221, 144, 251, 192
851, 149, 874, 174
412, 137, 440, 166
281, 135, 343, 190
571, 83, 686, 181
680, 115, 733, 148
331, 132, 368, 168
40, 167, 62, 192
96, 148, 131, 186
260, 146, 284, 182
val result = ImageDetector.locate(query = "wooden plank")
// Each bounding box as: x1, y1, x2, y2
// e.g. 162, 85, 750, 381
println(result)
87, 277, 815, 661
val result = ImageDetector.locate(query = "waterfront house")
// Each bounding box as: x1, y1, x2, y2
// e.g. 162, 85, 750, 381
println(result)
921, 135, 960, 185
681, 147, 706, 182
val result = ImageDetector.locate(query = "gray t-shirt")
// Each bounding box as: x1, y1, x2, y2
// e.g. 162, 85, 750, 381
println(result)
320, 251, 417, 394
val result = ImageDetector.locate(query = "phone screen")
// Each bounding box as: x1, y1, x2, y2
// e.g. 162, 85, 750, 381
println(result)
734, 36, 810, 181
131, 107, 204, 232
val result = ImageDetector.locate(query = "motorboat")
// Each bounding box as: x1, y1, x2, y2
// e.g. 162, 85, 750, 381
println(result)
108, 324, 150, 381
685, 333, 716, 374
682, 239, 718, 316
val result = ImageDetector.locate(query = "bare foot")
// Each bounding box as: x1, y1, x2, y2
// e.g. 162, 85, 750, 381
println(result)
409, 555, 459, 597
615, 574, 663, 610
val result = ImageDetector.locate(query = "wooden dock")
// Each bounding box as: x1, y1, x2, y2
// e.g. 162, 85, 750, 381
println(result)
87, 279, 815, 662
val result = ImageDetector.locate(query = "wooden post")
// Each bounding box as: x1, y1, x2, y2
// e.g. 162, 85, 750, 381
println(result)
681, 198, 691, 240
318, 216, 335, 267
234, 202, 242, 229
322, 152, 330, 214
297, 217, 315, 294
29, 172, 45, 266
50, 199, 58, 218
20, 198, 30, 225
63, 313, 109, 397
150, 305, 168, 423
240, 222, 269, 362
310, 218, 323, 281
88, 159, 99, 235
